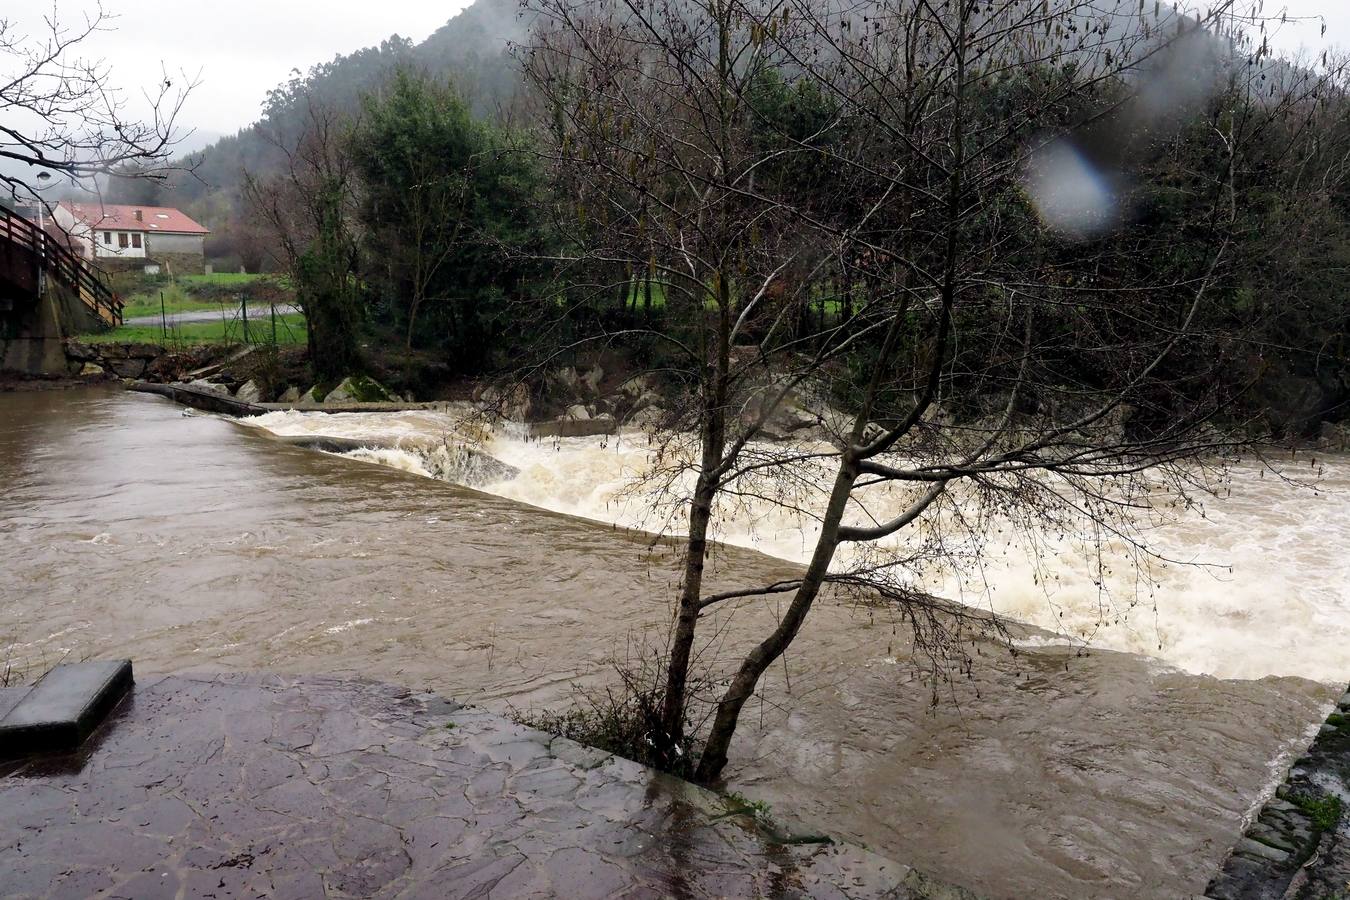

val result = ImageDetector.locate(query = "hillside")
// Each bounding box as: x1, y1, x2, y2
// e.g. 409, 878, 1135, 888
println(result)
143, 0, 523, 267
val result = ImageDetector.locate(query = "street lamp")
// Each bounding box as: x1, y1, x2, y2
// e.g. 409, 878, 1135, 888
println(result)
34, 171, 51, 232
33, 171, 52, 291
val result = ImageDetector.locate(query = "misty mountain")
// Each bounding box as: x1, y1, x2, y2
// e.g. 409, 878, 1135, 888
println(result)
161, 0, 524, 216
159, 0, 1312, 243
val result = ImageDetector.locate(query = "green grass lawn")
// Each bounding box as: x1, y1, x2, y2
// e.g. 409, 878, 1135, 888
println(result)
84, 313, 308, 347
119, 291, 219, 319
622, 280, 670, 308
116, 274, 292, 320
181, 272, 271, 286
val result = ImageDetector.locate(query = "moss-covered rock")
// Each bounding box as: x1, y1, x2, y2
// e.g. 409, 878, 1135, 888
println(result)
324, 375, 393, 404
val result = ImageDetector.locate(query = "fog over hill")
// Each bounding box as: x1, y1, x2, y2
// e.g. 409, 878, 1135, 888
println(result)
107, 0, 1327, 260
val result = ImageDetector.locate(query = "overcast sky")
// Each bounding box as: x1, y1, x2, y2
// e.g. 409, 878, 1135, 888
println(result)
12, 1, 475, 146
9, 0, 1349, 145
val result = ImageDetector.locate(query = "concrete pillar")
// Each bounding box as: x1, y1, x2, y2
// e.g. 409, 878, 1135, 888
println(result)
0, 282, 77, 376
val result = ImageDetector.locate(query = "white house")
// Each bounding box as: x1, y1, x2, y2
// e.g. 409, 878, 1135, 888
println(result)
53, 202, 210, 273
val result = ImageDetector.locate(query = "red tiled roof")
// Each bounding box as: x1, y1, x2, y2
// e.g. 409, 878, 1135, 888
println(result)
59, 201, 210, 235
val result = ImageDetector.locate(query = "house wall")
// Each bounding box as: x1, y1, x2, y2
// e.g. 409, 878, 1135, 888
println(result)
147, 233, 205, 255
146, 233, 206, 275
93, 230, 148, 259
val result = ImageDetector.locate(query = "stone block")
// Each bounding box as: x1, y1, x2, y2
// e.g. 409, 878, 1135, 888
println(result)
1231, 836, 1290, 863
106, 357, 147, 379
0, 660, 133, 758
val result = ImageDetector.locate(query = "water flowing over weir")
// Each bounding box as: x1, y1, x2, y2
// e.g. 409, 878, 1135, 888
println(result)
242, 406, 1350, 684
0, 387, 1342, 898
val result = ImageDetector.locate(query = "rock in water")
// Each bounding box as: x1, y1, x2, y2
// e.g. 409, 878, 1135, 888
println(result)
581, 365, 605, 396
278, 386, 301, 404
235, 380, 263, 403
185, 379, 230, 397
325, 375, 393, 404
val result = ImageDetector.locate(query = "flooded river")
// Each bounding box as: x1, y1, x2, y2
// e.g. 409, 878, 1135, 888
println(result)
0, 387, 1338, 898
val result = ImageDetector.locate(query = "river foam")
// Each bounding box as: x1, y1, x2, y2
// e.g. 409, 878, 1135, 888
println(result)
241, 409, 1350, 683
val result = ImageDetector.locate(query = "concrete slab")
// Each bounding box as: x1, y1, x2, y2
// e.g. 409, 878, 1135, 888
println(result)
0, 660, 133, 758
0, 688, 29, 723
0, 673, 968, 899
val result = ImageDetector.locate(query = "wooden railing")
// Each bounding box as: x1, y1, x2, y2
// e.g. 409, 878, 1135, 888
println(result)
0, 205, 123, 326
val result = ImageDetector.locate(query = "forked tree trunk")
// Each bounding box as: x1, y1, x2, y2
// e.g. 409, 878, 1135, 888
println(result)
694, 461, 858, 782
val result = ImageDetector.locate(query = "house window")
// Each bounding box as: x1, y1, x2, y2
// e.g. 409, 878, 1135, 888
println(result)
131, 234, 142, 249
117, 233, 129, 249
103, 232, 112, 245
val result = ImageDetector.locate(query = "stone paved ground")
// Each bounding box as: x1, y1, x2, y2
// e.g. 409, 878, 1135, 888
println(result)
0, 673, 969, 899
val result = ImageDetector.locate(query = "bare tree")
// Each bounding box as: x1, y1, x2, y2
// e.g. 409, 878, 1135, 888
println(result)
0, 2, 194, 206
243, 101, 362, 377
521, 0, 1350, 783
392, 160, 473, 350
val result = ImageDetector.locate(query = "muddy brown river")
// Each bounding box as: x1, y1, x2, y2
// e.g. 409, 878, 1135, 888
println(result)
0, 387, 1336, 898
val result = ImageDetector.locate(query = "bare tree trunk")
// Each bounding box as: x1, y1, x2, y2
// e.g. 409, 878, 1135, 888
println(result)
660, 466, 717, 747
662, 269, 732, 753
695, 461, 856, 781
405, 290, 423, 351
661, 388, 729, 752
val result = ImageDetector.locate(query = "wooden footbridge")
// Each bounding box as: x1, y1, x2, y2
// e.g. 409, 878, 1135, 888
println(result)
0, 205, 122, 373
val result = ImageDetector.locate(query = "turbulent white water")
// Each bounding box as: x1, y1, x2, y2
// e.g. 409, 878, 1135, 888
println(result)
241, 409, 1350, 683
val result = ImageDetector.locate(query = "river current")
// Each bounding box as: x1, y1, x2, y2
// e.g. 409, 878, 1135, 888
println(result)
0, 387, 1339, 898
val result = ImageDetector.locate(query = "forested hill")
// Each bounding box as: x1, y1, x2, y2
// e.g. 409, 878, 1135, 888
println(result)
135, 0, 524, 246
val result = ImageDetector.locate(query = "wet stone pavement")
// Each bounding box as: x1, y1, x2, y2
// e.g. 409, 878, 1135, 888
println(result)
0, 673, 965, 899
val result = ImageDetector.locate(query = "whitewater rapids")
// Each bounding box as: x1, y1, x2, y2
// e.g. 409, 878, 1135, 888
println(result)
240, 408, 1350, 684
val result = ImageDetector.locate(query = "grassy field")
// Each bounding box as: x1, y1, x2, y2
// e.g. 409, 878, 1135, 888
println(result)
119, 273, 286, 317
84, 313, 308, 347
120, 286, 217, 319
180, 272, 272, 286
622, 280, 670, 308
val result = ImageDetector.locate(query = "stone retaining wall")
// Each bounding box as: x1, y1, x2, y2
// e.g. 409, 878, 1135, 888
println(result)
63, 341, 169, 380
1206, 687, 1350, 899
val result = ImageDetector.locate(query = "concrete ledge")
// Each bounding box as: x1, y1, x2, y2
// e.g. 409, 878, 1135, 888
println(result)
130, 381, 267, 416
0, 660, 133, 758
0, 673, 967, 898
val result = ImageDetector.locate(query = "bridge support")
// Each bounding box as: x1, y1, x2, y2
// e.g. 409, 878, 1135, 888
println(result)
0, 284, 76, 377
0, 280, 97, 376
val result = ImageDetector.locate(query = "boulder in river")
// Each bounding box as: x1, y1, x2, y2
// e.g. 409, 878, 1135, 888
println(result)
478, 383, 531, 422
580, 365, 605, 396
625, 404, 667, 430
186, 379, 231, 397
106, 357, 148, 379
277, 386, 301, 404
235, 380, 263, 403
325, 375, 393, 404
